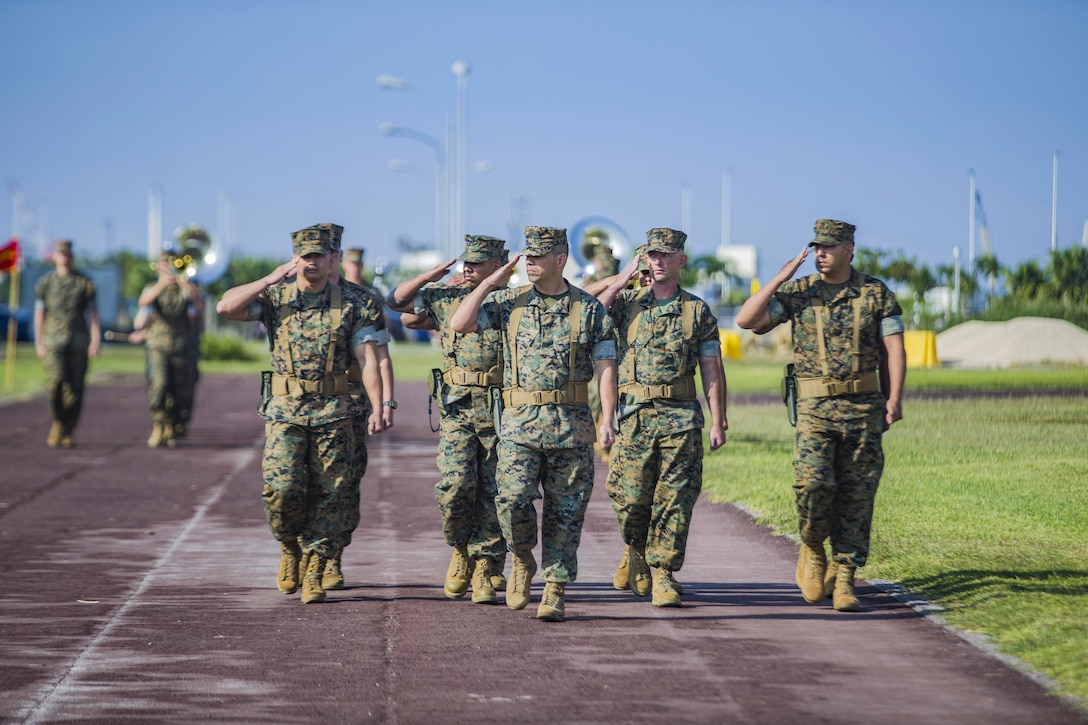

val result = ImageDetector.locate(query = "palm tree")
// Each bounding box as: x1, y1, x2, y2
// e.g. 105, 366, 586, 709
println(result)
975, 253, 1002, 304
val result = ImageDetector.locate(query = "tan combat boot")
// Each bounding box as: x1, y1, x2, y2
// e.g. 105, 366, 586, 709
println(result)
628, 545, 651, 597
147, 423, 164, 448
651, 568, 682, 607
46, 421, 63, 448
796, 542, 828, 603
323, 555, 344, 590
162, 423, 177, 449
489, 557, 507, 592
301, 552, 327, 604
277, 540, 303, 594
613, 546, 630, 591
59, 427, 74, 448
832, 564, 861, 612
471, 558, 497, 604
444, 545, 470, 599
506, 551, 537, 610
536, 582, 566, 622
824, 560, 838, 598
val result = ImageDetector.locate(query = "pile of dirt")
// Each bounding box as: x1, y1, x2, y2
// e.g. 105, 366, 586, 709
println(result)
936, 317, 1088, 368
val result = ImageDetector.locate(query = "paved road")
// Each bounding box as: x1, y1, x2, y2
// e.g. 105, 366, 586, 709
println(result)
1, 375, 1083, 724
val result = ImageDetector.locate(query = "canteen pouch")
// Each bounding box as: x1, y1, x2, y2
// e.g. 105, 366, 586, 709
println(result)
781, 363, 798, 427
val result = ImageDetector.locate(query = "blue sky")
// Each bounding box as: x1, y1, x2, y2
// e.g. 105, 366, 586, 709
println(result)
3, 0, 1086, 281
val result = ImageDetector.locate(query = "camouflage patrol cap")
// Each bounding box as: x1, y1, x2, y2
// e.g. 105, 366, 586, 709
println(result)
291, 225, 333, 256
810, 219, 855, 247
645, 228, 687, 254
636, 245, 650, 271
344, 247, 365, 264
460, 234, 507, 263
54, 240, 73, 256
522, 226, 567, 256
315, 223, 344, 252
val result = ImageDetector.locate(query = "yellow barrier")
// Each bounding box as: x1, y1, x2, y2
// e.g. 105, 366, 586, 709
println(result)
719, 329, 743, 361
903, 330, 939, 368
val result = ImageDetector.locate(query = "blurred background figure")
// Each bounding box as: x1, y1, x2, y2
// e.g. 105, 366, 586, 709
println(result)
33, 239, 101, 447
137, 250, 201, 448
342, 247, 367, 287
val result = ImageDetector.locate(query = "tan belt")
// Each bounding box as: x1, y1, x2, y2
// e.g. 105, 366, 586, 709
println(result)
618, 375, 696, 401
271, 373, 349, 397
796, 372, 880, 399
502, 382, 588, 407
443, 366, 501, 387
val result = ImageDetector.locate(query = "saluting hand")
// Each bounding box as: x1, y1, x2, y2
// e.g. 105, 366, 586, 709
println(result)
775, 246, 810, 284
484, 254, 521, 290
265, 257, 299, 287
424, 258, 459, 283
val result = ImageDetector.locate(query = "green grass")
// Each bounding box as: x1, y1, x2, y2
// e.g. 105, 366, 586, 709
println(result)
704, 395, 1088, 707
4, 340, 1087, 707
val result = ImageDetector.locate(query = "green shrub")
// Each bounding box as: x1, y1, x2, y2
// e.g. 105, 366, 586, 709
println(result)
201, 334, 259, 362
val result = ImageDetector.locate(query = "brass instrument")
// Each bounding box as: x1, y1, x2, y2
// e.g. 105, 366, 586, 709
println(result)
570, 219, 629, 281
149, 224, 226, 283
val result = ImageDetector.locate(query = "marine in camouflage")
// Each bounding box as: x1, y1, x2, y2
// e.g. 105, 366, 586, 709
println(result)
769, 267, 902, 567
334, 275, 387, 553
247, 280, 376, 558
419, 283, 505, 562
606, 285, 720, 571
143, 282, 195, 428
34, 266, 97, 435
477, 283, 615, 582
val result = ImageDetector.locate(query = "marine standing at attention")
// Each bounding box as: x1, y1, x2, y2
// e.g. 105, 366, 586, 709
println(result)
736, 219, 905, 612
594, 228, 727, 607
34, 239, 101, 448
216, 224, 384, 605
388, 235, 510, 604
450, 226, 616, 622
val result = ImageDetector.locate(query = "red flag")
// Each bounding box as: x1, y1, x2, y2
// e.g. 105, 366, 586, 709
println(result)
0, 238, 19, 272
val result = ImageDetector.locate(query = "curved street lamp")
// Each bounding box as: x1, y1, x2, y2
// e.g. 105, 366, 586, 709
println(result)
379, 123, 447, 257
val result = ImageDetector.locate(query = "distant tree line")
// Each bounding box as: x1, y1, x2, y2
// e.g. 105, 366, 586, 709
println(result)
851, 245, 1088, 331
103, 244, 1087, 333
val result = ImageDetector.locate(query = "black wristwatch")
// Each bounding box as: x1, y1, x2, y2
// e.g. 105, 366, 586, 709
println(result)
382, 400, 398, 409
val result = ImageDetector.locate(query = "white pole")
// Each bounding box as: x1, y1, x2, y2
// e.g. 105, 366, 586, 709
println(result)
953, 246, 961, 318
721, 169, 731, 255
443, 114, 453, 256
1051, 151, 1059, 252
681, 183, 691, 234
452, 61, 469, 260
148, 186, 162, 259
968, 170, 975, 270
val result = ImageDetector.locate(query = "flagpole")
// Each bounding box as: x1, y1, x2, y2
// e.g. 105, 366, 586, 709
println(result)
4, 245, 19, 390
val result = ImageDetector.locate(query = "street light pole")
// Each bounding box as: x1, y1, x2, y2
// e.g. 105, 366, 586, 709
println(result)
452, 61, 469, 259
379, 123, 446, 259
377, 72, 458, 258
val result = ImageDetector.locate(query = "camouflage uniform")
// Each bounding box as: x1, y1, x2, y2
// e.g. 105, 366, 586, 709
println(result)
415, 272, 505, 566
335, 275, 388, 554
143, 281, 195, 431
34, 258, 97, 438
246, 256, 378, 560
475, 231, 615, 583
767, 258, 903, 569
607, 280, 720, 573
